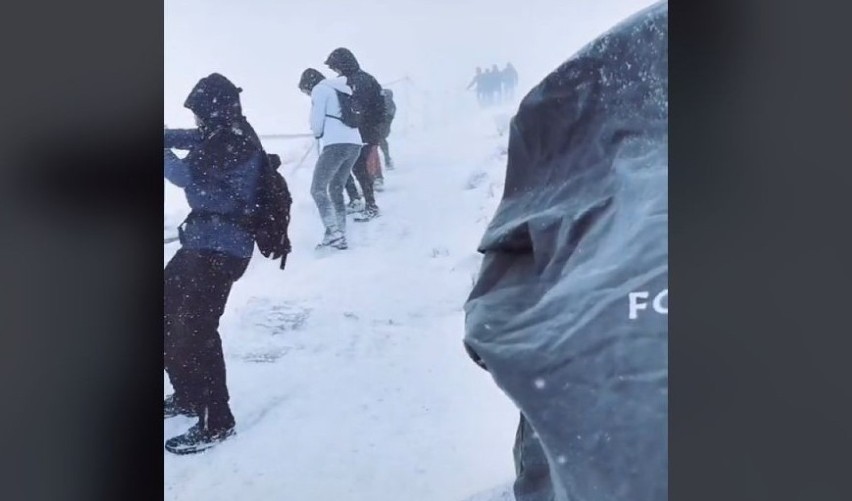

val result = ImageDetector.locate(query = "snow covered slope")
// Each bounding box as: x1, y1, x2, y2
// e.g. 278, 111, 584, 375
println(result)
164, 99, 523, 500
164, 1, 660, 496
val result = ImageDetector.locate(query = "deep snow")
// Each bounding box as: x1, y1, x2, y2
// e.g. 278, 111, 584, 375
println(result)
165, 95, 522, 500
164, 2, 659, 498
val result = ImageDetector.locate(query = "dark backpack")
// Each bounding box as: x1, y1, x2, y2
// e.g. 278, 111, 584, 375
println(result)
331, 90, 363, 128
181, 152, 293, 268
250, 152, 293, 269
383, 93, 396, 121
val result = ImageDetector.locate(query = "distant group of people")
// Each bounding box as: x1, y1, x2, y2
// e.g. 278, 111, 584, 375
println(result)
162, 46, 396, 455
467, 63, 518, 107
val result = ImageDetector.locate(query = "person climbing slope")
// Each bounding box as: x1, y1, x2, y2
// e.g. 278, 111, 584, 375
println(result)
467, 67, 486, 106
377, 88, 397, 171
298, 68, 363, 250
163, 73, 266, 455
502, 62, 519, 101
325, 47, 385, 221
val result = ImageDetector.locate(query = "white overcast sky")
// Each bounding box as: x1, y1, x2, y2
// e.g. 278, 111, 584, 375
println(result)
165, 0, 657, 133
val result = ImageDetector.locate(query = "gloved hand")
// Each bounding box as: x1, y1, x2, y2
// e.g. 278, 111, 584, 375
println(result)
164, 128, 202, 150
267, 153, 282, 170
272, 235, 292, 270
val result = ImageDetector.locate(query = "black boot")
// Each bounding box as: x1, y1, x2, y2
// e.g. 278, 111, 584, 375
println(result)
165, 406, 235, 455
164, 393, 196, 419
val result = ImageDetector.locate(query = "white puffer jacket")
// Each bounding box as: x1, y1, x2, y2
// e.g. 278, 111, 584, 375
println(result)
309, 77, 363, 148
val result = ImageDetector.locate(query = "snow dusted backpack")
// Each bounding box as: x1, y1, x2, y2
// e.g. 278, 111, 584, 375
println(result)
250, 152, 293, 269
330, 90, 364, 129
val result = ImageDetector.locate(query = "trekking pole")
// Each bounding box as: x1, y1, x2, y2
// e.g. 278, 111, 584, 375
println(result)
292, 141, 315, 172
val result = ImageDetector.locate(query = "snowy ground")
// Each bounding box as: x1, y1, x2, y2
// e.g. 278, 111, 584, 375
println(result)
164, 100, 522, 501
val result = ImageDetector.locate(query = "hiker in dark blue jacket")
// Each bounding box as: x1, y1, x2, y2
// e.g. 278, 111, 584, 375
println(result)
162, 73, 263, 455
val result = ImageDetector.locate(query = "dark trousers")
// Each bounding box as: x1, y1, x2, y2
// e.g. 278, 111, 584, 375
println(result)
164, 248, 250, 428
344, 145, 377, 207
379, 137, 392, 168
345, 174, 361, 202
513, 413, 556, 501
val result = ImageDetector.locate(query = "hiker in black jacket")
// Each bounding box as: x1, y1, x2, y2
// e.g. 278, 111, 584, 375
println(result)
326, 47, 384, 220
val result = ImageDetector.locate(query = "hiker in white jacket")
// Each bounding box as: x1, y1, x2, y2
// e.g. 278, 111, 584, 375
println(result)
299, 68, 363, 249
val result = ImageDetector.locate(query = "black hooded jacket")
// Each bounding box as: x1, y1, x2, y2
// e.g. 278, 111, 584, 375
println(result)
325, 48, 385, 144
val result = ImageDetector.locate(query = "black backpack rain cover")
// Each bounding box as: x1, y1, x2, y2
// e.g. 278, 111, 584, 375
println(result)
463, 2, 668, 500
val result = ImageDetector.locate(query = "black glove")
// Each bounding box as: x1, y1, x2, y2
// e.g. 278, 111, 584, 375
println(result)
272, 235, 292, 270
267, 153, 282, 170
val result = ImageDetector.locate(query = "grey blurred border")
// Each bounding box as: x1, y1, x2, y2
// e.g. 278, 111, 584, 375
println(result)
670, 0, 852, 499
0, 0, 164, 500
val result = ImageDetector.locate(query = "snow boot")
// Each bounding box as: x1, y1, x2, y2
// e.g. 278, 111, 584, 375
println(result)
316, 230, 347, 250
164, 393, 196, 419
165, 406, 236, 455
346, 198, 365, 214
354, 205, 380, 222
164, 422, 235, 455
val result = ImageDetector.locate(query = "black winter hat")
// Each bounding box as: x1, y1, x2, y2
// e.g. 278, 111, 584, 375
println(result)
298, 68, 326, 93
183, 73, 243, 122
324, 48, 360, 75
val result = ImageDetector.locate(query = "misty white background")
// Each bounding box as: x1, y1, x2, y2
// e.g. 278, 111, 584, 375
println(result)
165, 0, 654, 134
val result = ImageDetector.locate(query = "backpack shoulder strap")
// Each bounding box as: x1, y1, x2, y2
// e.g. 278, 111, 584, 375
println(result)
324, 90, 349, 122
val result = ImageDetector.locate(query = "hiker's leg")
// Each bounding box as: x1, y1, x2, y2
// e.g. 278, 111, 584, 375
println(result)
380, 137, 392, 168
166, 250, 249, 428
351, 146, 376, 207
329, 144, 360, 233
164, 249, 194, 407
311, 146, 344, 233
345, 174, 361, 202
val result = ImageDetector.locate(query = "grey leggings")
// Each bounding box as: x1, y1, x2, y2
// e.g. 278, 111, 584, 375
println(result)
311, 143, 361, 234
